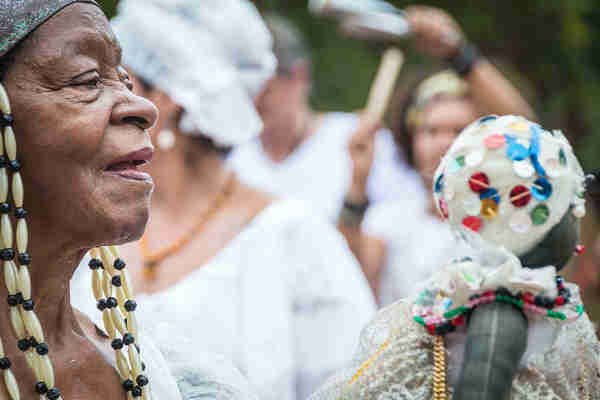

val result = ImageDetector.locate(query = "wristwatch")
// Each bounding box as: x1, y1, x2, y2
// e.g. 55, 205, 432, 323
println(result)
448, 42, 481, 77
339, 198, 370, 227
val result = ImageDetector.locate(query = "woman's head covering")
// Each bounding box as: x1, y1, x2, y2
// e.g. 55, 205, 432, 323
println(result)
433, 115, 586, 258
113, 0, 276, 147
0, 3, 152, 398
0, 0, 99, 57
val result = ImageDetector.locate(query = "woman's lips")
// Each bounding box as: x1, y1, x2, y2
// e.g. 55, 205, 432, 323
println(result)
105, 147, 154, 183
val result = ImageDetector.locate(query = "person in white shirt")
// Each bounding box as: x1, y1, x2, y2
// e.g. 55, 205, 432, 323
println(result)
341, 6, 536, 303
228, 14, 424, 223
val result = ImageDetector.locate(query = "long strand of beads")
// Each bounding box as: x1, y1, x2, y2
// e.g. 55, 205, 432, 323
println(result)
432, 335, 448, 400
0, 337, 19, 400
89, 247, 150, 399
0, 83, 61, 400
0, 84, 61, 400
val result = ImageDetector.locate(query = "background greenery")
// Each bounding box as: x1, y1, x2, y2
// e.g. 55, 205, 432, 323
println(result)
99, 0, 600, 171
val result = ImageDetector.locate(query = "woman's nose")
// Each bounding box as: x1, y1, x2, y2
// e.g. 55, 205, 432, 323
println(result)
111, 90, 159, 130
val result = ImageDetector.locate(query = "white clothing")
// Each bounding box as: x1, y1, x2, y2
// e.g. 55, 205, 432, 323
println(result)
228, 112, 424, 221
72, 199, 376, 400
113, 0, 275, 146
364, 200, 460, 306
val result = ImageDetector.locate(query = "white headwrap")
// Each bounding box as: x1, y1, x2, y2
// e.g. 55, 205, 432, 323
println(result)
112, 0, 276, 146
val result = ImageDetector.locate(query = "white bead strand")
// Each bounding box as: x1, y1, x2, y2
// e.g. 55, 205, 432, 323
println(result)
11, 173, 23, 209
15, 220, 27, 254
89, 247, 151, 398
0, 83, 62, 400
0, 338, 19, 400
4, 126, 16, 163
4, 369, 20, 400
0, 85, 11, 114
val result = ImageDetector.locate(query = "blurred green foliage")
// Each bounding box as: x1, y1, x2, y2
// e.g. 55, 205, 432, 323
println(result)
98, 0, 599, 170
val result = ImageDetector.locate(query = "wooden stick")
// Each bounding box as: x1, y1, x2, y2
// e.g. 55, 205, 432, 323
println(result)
365, 47, 404, 121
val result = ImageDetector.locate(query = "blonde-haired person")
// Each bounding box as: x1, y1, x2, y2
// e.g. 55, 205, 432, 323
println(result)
0, 1, 185, 399
71, 1, 376, 400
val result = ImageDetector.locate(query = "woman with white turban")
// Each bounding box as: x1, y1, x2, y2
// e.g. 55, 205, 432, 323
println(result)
71, 1, 376, 400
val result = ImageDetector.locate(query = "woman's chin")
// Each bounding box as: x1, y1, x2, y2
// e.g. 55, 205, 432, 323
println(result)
99, 201, 151, 246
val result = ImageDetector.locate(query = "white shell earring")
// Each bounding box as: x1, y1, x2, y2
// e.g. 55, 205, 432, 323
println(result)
156, 129, 176, 151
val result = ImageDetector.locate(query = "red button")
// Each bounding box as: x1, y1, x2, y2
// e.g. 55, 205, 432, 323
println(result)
462, 216, 483, 232
468, 172, 489, 193
510, 185, 531, 207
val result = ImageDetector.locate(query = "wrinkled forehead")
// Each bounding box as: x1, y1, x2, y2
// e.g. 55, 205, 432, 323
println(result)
22, 4, 120, 67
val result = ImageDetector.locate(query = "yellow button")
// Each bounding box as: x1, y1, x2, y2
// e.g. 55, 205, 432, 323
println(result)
480, 199, 499, 219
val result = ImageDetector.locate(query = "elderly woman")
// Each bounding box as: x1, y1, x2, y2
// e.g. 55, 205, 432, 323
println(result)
0, 1, 188, 399
71, 1, 376, 400
311, 116, 600, 399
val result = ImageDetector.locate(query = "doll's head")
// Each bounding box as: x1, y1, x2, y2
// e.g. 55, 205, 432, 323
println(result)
432, 115, 586, 269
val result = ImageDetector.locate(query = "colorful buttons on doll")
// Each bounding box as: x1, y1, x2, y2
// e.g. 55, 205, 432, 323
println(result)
506, 141, 529, 161
466, 149, 485, 167
462, 195, 482, 216
509, 211, 532, 233
512, 160, 534, 178
479, 115, 497, 124
531, 178, 552, 201
447, 156, 465, 174
468, 172, 489, 192
479, 188, 500, 204
572, 204, 586, 218
444, 184, 455, 201
434, 174, 444, 193
439, 198, 449, 219
510, 185, 531, 207
508, 121, 529, 132
559, 148, 567, 166
531, 204, 550, 225
544, 158, 565, 178
480, 199, 498, 220
484, 134, 506, 149
462, 216, 483, 232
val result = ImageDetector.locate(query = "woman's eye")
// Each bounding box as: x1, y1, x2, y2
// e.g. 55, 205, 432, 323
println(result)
80, 77, 101, 89
70, 73, 102, 89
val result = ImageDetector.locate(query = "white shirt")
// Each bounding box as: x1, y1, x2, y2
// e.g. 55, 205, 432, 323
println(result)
364, 200, 460, 306
229, 112, 424, 221
72, 199, 376, 400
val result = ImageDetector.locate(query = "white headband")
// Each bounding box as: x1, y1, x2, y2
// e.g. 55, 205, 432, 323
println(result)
113, 0, 276, 147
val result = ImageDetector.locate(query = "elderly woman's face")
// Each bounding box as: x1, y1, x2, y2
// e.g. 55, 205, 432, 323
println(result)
3, 4, 158, 246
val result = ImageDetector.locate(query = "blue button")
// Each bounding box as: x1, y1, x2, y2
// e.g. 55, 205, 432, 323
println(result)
434, 174, 444, 193
531, 178, 553, 201
479, 188, 500, 204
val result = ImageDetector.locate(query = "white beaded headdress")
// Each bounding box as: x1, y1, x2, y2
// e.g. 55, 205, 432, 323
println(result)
432, 114, 586, 257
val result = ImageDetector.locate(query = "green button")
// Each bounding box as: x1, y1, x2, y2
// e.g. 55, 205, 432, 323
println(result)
531, 204, 550, 225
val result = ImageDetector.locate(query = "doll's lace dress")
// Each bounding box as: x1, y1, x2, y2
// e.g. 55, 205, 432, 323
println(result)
309, 284, 599, 400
